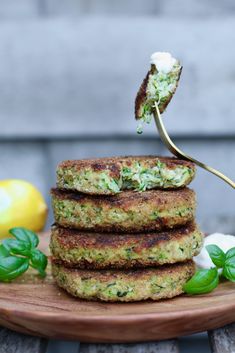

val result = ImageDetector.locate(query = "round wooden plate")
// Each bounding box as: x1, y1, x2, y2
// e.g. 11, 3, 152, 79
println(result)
0, 233, 235, 343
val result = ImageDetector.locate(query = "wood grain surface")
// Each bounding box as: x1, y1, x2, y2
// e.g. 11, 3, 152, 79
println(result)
79, 341, 179, 353
208, 323, 235, 353
0, 327, 47, 353
0, 233, 235, 343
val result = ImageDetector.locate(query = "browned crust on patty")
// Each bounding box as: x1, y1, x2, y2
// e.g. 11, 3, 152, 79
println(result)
58, 155, 194, 171
51, 221, 197, 249
52, 260, 195, 301
52, 260, 195, 302
135, 69, 151, 118
52, 260, 195, 281
53, 258, 193, 271
51, 187, 195, 205
51, 188, 196, 233
51, 222, 203, 270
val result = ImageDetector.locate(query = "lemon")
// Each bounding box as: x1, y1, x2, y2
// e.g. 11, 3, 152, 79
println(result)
0, 179, 48, 239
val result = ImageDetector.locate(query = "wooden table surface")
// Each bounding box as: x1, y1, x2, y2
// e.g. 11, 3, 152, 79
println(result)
1, 234, 235, 351
1, 232, 235, 344
1, 324, 235, 353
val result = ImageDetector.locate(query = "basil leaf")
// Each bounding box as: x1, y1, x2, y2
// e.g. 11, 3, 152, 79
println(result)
9, 228, 39, 249
2, 239, 30, 256
221, 247, 235, 282
0, 256, 29, 282
30, 249, 48, 277
183, 268, 219, 294
0, 227, 47, 281
206, 244, 226, 268
223, 264, 235, 282
0, 244, 10, 258
225, 247, 235, 260
223, 260, 235, 282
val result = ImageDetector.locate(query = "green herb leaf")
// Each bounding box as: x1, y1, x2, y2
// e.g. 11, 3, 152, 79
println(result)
0, 244, 10, 258
0, 256, 29, 282
2, 239, 30, 256
30, 249, 48, 277
223, 263, 235, 282
206, 244, 226, 268
0, 228, 47, 282
9, 227, 39, 249
225, 247, 235, 260
223, 247, 235, 282
183, 268, 219, 295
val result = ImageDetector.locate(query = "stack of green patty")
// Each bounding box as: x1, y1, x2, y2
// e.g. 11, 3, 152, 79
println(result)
50, 156, 203, 302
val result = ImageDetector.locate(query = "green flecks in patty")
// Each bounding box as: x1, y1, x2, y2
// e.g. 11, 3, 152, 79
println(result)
137, 62, 181, 133
50, 225, 203, 269
150, 211, 159, 220
121, 160, 192, 191
56, 158, 195, 194
98, 173, 120, 193
148, 69, 180, 108
125, 247, 135, 260
57, 167, 121, 194
158, 252, 168, 260
107, 282, 116, 288
151, 278, 166, 294
81, 278, 134, 299
108, 208, 128, 222
117, 290, 130, 297
177, 210, 183, 217
176, 207, 194, 218
52, 261, 196, 302
53, 200, 193, 231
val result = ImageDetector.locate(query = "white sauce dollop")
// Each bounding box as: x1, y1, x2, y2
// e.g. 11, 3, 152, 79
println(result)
150, 52, 177, 74
194, 233, 235, 269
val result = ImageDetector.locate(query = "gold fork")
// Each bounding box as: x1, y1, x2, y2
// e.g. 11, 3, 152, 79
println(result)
153, 103, 235, 189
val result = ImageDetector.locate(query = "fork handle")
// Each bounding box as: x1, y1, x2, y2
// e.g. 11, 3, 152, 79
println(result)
153, 106, 235, 189
170, 142, 235, 189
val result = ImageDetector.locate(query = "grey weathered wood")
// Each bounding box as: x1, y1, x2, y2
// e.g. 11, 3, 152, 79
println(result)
0, 18, 235, 137
208, 323, 235, 353
79, 340, 179, 353
0, 141, 49, 197
46, 340, 79, 353
160, 0, 235, 17
44, 0, 159, 16
42, 0, 235, 17
0, 0, 39, 19
0, 327, 47, 353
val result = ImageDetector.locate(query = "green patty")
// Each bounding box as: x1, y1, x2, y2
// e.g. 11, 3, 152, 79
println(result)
52, 260, 195, 302
51, 188, 196, 233
50, 222, 203, 269
56, 156, 195, 195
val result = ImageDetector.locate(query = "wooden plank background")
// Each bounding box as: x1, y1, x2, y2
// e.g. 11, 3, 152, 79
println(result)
0, 0, 234, 235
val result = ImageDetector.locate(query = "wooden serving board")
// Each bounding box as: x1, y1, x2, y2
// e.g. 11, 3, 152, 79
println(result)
0, 232, 235, 343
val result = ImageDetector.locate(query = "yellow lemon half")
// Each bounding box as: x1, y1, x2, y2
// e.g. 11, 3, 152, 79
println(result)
0, 179, 48, 239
